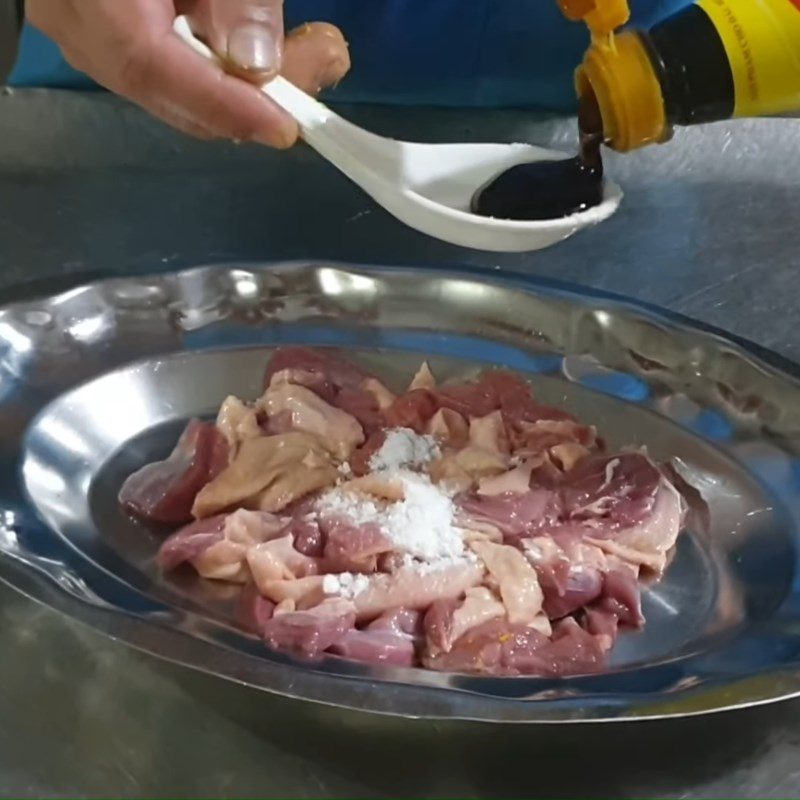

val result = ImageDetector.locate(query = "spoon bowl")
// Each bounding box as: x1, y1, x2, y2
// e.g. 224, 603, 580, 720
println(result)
175, 17, 622, 252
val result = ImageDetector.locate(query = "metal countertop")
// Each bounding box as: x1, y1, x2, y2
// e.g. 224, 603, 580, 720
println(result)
0, 90, 798, 799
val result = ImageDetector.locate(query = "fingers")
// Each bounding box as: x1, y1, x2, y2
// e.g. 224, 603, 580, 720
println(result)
119, 30, 299, 146
281, 22, 350, 95
188, 0, 285, 78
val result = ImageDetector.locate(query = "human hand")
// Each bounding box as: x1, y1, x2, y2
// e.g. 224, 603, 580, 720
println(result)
26, 0, 350, 147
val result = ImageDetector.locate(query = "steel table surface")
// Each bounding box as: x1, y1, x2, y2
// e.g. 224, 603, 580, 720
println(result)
0, 89, 798, 799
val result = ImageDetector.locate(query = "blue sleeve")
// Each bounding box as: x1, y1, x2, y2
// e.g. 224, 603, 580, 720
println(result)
9, 0, 692, 110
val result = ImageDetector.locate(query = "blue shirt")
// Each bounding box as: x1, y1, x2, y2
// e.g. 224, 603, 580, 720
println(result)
9, 0, 690, 111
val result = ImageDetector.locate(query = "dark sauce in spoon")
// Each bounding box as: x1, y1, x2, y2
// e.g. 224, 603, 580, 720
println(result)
471, 93, 605, 221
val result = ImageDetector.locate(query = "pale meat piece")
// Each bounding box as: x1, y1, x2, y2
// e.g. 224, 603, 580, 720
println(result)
216, 395, 262, 460
246, 533, 320, 583
338, 474, 405, 502
426, 408, 469, 448
429, 445, 508, 492
424, 587, 505, 654
469, 410, 510, 456
477, 463, 533, 496
409, 361, 436, 391
586, 479, 685, 575
260, 598, 357, 658
255, 574, 327, 608
549, 441, 591, 472
512, 419, 597, 458
470, 540, 544, 625
258, 383, 365, 460
191, 433, 337, 518
361, 378, 397, 411
352, 562, 484, 622
158, 509, 286, 577
264, 347, 372, 394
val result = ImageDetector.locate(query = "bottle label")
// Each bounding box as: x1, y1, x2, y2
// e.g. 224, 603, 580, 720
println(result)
697, 0, 800, 117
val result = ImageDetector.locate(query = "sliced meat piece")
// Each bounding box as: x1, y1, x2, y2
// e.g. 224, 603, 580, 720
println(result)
239, 582, 276, 633
409, 362, 436, 391
385, 389, 439, 433
512, 419, 597, 458
361, 378, 396, 411
425, 616, 606, 676
424, 587, 505, 654
246, 533, 320, 586
216, 396, 262, 460
193, 539, 250, 582
470, 540, 543, 625
320, 516, 394, 573
585, 479, 684, 575
435, 373, 499, 418
255, 575, 327, 608
119, 419, 228, 525
349, 429, 388, 477
426, 408, 469, 448
268, 367, 337, 403
523, 535, 608, 619
224, 508, 288, 546
423, 618, 546, 675
429, 446, 508, 492
353, 562, 484, 622
334, 386, 385, 436
478, 463, 533, 497
329, 608, 421, 666
549, 442, 591, 472
458, 488, 557, 540
561, 452, 662, 528
192, 433, 336, 518
289, 516, 326, 557
469, 410, 510, 456
594, 568, 644, 628
506, 617, 607, 676
260, 598, 357, 658
258, 383, 364, 460
157, 515, 227, 571
264, 347, 371, 394
158, 510, 288, 580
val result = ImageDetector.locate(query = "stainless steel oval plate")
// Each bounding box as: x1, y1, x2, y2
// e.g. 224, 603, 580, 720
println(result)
2, 262, 800, 723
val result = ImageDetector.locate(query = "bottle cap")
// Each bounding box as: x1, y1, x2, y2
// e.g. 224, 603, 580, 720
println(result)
576, 30, 671, 152
557, 0, 630, 38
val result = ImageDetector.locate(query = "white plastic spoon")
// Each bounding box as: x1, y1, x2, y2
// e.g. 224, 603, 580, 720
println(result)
174, 16, 622, 253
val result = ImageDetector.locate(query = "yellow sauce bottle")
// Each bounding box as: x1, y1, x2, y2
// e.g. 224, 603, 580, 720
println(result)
562, 0, 800, 151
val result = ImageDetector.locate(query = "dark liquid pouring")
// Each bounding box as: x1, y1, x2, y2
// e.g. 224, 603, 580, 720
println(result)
471, 95, 605, 221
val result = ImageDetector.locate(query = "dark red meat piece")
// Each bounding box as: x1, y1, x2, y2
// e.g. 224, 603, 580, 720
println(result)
350, 430, 388, 477
264, 347, 371, 394
261, 604, 356, 658
156, 514, 227, 571
119, 419, 228, 525
458, 489, 559, 541
385, 389, 439, 433
329, 608, 422, 666
320, 515, 394, 573
561, 452, 661, 529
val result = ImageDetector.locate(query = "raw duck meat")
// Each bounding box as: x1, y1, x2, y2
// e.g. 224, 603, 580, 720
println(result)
119, 419, 228, 525
121, 347, 693, 677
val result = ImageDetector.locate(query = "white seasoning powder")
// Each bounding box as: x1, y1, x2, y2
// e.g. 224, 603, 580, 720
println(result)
323, 572, 369, 599
318, 471, 467, 564
369, 428, 440, 472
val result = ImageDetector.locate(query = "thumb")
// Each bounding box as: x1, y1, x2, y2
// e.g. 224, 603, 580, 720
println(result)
190, 0, 285, 77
